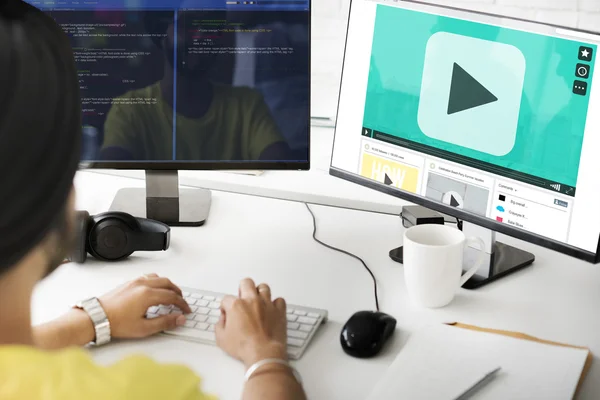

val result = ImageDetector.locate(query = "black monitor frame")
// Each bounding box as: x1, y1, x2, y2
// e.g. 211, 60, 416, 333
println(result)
330, 0, 600, 265
88, 158, 310, 171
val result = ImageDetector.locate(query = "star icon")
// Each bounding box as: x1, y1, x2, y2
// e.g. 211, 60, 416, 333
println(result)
579, 46, 593, 61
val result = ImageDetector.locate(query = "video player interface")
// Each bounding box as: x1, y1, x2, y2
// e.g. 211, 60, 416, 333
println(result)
364, 5, 593, 191
332, 1, 600, 253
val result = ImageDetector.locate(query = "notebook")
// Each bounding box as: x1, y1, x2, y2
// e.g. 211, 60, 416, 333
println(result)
367, 323, 591, 400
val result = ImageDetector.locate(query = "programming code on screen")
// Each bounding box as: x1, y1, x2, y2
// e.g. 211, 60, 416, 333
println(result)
30, 0, 310, 163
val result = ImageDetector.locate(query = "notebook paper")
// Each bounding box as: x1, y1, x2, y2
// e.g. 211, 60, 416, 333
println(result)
367, 324, 588, 400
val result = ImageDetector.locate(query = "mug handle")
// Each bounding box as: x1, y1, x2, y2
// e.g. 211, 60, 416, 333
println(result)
459, 237, 486, 287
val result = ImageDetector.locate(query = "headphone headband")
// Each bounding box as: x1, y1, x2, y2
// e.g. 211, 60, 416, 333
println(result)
133, 218, 170, 251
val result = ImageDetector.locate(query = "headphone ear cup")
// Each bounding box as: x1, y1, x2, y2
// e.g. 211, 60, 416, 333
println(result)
87, 216, 135, 262
69, 211, 90, 263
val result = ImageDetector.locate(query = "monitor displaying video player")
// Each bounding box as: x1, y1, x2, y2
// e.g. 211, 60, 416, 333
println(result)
332, 0, 600, 254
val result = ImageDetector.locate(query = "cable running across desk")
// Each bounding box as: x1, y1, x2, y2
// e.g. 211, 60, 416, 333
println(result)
304, 203, 380, 311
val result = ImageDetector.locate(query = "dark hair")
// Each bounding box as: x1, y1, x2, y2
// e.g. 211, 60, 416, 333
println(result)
0, 0, 81, 272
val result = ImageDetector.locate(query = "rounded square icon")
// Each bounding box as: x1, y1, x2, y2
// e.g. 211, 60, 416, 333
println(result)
573, 80, 588, 96
579, 46, 593, 61
575, 63, 590, 79
417, 32, 526, 157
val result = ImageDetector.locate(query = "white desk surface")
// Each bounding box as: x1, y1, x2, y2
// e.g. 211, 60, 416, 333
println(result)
32, 172, 600, 400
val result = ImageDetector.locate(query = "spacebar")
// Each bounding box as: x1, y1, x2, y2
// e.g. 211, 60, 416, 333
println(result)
167, 327, 216, 341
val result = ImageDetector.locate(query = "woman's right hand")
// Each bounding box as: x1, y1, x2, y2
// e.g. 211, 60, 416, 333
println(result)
215, 278, 288, 368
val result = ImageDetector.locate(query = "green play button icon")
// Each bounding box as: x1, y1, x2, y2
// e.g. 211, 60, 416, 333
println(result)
447, 63, 498, 115
417, 32, 525, 156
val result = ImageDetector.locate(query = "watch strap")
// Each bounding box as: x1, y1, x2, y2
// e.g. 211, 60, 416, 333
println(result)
78, 297, 111, 346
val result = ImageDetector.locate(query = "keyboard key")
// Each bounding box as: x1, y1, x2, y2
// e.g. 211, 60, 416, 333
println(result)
194, 314, 208, 322
288, 330, 309, 339
287, 309, 295, 314
287, 338, 304, 347
287, 322, 300, 330
172, 307, 181, 314
186, 298, 197, 305
189, 305, 198, 313
196, 300, 209, 307
197, 307, 210, 315
195, 323, 209, 331
288, 348, 302, 359
293, 310, 307, 316
158, 306, 172, 315
286, 314, 298, 322
147, 306, 159, 314
184, 321, 196, 328
299, 324, 312, 332
207, 325, 215, 332
207, 316, 219, 324
146, 313, 159, 319
307, 312, 320, 319
182, 291, 190, 297
215, 296, 223, 301
191, 294, 203, 299
203, 295, 215, 301
209, 310, 221, 317
167, 327, 215, 342
208, 302, 220, 309
297, 316, 317, 325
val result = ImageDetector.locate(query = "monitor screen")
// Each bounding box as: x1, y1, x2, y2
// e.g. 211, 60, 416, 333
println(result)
332, 0, 600, 255
29, 0, 310, 165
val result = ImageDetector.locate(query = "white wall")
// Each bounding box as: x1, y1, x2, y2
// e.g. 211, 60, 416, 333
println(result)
311, 0, 600, 118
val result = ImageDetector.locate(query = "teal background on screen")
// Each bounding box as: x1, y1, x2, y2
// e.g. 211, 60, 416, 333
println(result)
363, 5, 596, 186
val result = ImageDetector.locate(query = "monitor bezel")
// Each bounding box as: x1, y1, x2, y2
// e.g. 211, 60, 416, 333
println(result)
83, 0, 312, 172
88, 160, 310, 170
330, 0, 600, 264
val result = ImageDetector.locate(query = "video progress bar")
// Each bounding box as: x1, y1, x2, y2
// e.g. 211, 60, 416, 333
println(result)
364, 127, 576, 197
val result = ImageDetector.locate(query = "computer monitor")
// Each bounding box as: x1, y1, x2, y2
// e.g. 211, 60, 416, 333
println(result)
331, 0, 600, 287
31, 0, 310, 225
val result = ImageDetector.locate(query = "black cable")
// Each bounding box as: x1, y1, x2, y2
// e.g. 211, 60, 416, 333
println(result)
304, 203, 380, 312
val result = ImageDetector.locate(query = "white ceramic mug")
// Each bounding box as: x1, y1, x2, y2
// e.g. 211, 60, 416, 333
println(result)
403, 224, 486, 308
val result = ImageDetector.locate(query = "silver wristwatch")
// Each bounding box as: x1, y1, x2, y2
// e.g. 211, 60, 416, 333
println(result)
74, 297, 111, 346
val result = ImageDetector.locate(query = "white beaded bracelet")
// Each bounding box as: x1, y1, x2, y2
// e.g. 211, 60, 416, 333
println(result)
244, 358, 303, 384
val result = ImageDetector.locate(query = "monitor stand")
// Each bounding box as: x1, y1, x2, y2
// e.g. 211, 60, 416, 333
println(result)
109, 170, 211, 226
389, 217, 535, 289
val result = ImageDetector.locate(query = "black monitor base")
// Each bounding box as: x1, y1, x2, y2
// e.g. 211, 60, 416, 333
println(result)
109, 170, 211, 227
389, 242, 534, 289
390, 213, 535, 289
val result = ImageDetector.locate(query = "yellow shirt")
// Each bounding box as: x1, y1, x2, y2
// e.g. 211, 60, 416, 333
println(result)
0, 346, 216, 400
102, 83, 283, 161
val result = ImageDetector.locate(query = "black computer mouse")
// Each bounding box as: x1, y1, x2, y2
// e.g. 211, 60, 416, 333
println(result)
340, 311, 397, 358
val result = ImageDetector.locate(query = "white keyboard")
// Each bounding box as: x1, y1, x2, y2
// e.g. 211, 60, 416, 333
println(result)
146, 287, 328, 360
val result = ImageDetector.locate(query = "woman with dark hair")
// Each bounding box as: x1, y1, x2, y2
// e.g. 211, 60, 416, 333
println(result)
0, 1, 305, 399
